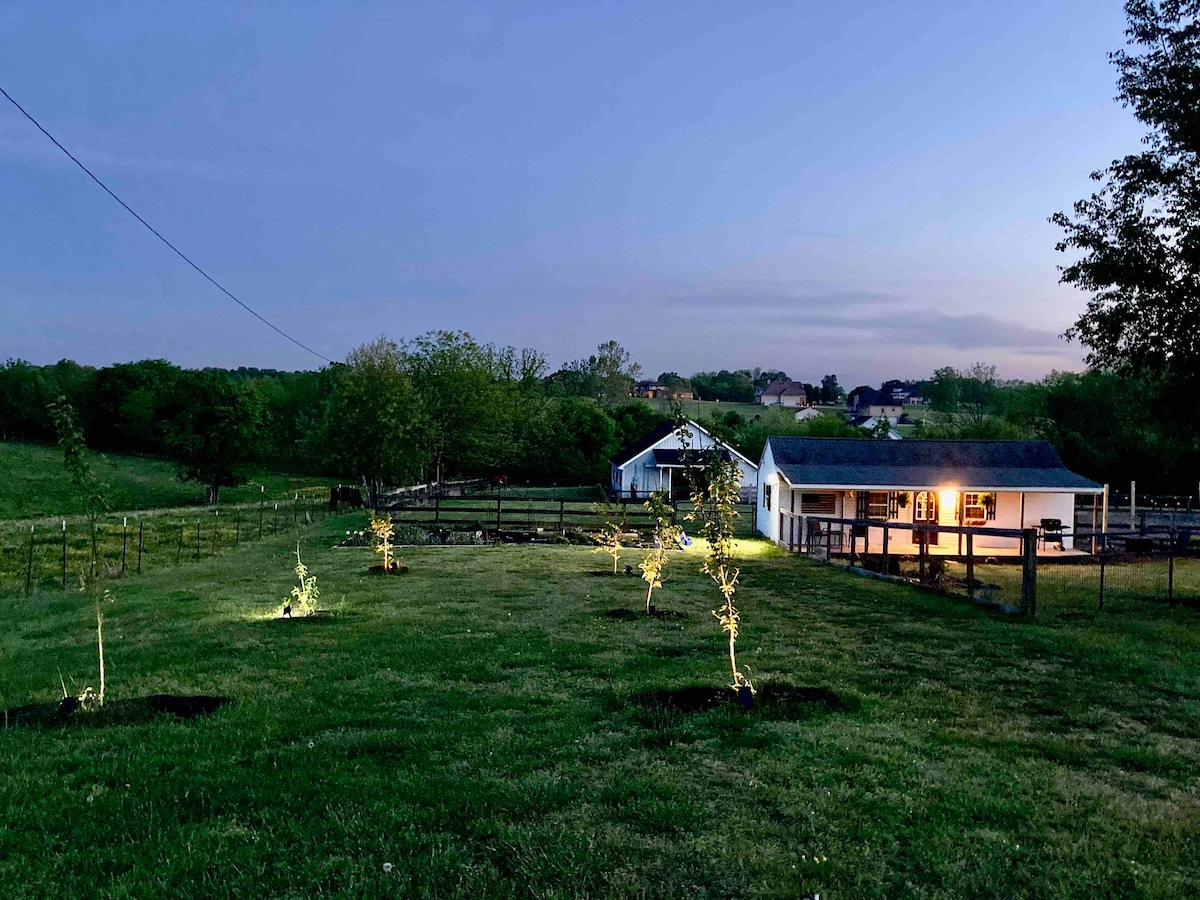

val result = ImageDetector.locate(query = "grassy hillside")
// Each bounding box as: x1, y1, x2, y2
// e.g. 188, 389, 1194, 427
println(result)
1, 520, 1196, 896
0, 441, 337, 520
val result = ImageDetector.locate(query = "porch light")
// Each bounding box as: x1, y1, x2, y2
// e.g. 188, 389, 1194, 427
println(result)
938, 489, 958, 511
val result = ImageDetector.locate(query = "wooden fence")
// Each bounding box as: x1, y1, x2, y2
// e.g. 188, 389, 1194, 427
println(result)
387, 496, 667, 533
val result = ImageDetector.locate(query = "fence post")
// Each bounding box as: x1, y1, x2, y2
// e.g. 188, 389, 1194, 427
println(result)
849, 528, 857, 568
559, 499, 565, 531
965, 532, 974, 600
1168, 529, 1175, 604
61, 520, 67, 590
25, 525, 34, 596
496, 496, 502, 532
919, 539, 927, 582
435, 494, 441, 524
1021, 528, 1038, 617
122, 517, 128, 574
882, 523, 890, 573
137, 519, 144, 574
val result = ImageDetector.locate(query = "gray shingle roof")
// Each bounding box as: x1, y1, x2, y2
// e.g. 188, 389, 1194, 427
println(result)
766, 438, 1102, 491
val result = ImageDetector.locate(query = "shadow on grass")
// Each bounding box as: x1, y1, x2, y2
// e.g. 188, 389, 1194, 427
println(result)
631, 684, 857, 721
3, 694, 232, 729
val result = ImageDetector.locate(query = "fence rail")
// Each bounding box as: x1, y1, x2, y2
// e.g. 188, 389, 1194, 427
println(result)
387, 495, 668, 534
787, 513, 1200, 618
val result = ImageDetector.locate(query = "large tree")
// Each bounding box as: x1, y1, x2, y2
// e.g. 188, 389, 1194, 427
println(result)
321, 338, 424, 506
1052, 1, 1200, 384
553, 341, 643, 406
167, 372, 262, 503
402, 330, 513, 482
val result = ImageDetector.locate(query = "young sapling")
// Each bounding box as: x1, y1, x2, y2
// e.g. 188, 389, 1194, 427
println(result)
638, 491, 682, 615
284, 543, 320, 617
592, 500, 627, 574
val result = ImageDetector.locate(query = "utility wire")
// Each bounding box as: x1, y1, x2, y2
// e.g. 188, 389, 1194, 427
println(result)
0, 84, 336, 365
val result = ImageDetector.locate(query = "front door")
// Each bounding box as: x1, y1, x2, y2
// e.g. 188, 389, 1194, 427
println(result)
914, 490, 939, 544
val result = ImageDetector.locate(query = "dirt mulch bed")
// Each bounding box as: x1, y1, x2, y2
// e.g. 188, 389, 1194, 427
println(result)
275, 609, 338, 622
604, 608, 686, 620
3, 695, 233, 729
368, 564, 409, 575
631, 684, 855, 719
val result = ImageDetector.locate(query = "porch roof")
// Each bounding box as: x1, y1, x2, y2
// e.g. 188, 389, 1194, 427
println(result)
767, 438, 1103, 493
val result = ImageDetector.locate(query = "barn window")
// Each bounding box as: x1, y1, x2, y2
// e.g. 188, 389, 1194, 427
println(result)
763, 483, 772, 511
801, 493, 836, 514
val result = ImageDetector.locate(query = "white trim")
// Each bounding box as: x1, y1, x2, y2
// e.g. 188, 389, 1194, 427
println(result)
781, 482, 1104, 494
612, 418, 759, 471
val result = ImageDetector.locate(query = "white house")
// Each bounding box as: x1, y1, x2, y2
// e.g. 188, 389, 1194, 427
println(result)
848, 387, 904, 418
610, 419, 758, 501
758, 380, 808, 407
756, 437, 1103, 555
794, 407, 824, 422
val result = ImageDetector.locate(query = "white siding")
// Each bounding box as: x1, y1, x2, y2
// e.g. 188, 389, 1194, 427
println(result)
613, 421, 758, 500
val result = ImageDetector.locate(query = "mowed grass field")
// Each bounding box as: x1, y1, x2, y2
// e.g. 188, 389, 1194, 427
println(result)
2, 517, 1198, 897
0, 441, 337, 520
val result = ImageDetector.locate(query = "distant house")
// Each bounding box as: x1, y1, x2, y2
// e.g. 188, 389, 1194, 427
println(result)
847, 387, 903, 418
758, 380, 808, 407
756, 438, 1103, 555
610, 418, 758, 501
634, 380, 693, 400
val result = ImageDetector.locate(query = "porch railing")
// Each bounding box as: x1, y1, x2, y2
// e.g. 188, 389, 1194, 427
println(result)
783, 512, 1040, 615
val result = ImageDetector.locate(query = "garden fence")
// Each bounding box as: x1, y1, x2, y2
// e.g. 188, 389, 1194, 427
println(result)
2, 492, 332, 596
385, 494, 668, 535
789, 513, 1199, 618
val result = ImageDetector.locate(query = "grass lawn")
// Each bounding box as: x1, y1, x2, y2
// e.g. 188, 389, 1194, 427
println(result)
0, 441, 337, 520
1, 519, 1198, 897
638, 397, 767, 422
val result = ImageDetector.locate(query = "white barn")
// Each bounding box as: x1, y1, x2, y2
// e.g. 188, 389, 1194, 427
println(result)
610, 419, 758, 501
757, 437, 1103, 555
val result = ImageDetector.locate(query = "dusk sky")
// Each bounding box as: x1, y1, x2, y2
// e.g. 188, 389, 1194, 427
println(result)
1, 2, 1144, 385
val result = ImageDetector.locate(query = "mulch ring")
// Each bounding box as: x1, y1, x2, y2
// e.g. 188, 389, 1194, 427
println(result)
368, 564, 409, 575
631, 685, 855, 719
3, 694, 233, 729
275, 609, 338, 622
605, 607, 685, 620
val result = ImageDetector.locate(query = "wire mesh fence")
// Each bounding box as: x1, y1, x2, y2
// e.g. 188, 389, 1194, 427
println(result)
787, 514, 1200, 618
0, 491, 332, 595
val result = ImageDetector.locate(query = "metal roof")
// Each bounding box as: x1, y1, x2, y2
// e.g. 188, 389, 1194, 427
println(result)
765, 438, 1103, 492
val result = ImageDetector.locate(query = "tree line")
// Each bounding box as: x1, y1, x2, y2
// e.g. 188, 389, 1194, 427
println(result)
0, 335, 664, 503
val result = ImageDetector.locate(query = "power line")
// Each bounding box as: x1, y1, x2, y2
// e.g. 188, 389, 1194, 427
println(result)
0, 84, 336, 365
